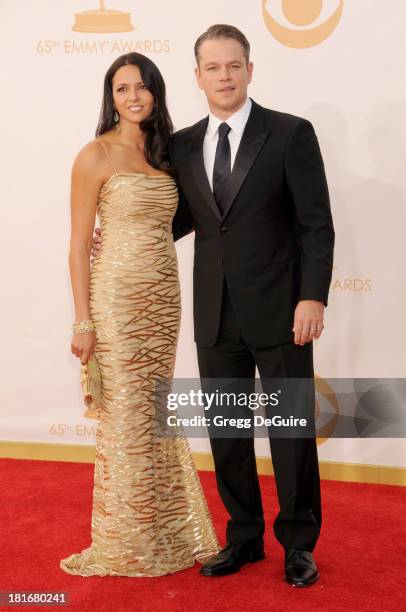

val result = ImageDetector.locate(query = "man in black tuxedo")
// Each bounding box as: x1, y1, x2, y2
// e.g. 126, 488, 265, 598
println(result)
170, 25, 334, 587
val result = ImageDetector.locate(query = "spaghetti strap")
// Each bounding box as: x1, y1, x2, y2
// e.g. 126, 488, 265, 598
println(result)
96, 138, 119, 174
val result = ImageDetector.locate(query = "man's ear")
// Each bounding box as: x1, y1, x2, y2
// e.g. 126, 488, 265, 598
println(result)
194, 65, 203, 90
247, 61, 254, 85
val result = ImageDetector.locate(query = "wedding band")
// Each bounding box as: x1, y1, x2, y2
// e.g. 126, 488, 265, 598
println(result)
310, 328, 317, 331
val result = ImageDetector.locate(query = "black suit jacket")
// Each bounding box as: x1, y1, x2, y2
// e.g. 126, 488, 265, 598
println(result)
169, 99, 335, 348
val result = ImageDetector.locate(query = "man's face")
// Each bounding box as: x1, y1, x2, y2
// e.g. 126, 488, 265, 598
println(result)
195, 38, 253, 116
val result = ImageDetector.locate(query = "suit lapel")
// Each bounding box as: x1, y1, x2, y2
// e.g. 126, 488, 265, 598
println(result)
187, 100, 270, 222
188, 117, 222, 221
221, 101, 269, 220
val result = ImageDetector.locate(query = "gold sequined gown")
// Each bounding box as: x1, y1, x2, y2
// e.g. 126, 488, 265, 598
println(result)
60, 141, 219, 577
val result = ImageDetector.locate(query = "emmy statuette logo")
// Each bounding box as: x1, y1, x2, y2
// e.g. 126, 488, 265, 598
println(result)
36, 1, 170, 57
262, 0, 344, 48
72, 0, 134, 33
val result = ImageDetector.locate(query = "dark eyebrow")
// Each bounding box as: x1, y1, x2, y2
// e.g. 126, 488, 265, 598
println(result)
204, 60, 243, 67
115, 81, 144, 87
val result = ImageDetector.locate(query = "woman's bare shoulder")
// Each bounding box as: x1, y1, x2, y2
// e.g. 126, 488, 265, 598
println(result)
71, 139, 111, 185
74, 139, 105, 167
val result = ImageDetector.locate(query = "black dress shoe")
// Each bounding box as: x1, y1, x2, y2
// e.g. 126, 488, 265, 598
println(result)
284, 548, 319, 587
200, 541, 265, 576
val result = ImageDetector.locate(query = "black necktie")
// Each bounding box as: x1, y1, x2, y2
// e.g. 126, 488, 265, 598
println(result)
213, 122, 231, 215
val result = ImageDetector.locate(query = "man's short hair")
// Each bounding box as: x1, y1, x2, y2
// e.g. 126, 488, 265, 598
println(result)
194, 24, 251, 65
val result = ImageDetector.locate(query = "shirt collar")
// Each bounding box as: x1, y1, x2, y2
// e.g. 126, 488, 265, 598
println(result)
206, 97, 252, 138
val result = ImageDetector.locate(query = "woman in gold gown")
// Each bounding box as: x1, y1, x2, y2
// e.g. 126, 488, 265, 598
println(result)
61, 53, 219, 577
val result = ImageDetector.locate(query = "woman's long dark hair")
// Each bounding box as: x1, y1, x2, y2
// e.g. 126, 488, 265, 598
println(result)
95, 53, 173, 172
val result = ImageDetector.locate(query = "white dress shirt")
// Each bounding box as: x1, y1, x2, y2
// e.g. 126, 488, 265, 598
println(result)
203, 97, 252, 191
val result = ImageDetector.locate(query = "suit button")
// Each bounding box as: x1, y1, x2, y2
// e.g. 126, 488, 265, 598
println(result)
217, 258, 223, 265
220, 226, 228, 233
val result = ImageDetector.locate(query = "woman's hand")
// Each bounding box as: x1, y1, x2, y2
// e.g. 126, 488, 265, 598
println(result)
71, 332, 96, 365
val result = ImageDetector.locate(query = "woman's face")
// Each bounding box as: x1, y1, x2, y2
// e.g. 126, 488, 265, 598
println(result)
111, 64, 154, 125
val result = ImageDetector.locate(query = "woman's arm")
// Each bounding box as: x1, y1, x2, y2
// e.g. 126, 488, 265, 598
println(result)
69, 141, 104, 363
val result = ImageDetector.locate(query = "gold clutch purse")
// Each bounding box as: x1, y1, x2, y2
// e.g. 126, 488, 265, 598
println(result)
80, 357, 102, 419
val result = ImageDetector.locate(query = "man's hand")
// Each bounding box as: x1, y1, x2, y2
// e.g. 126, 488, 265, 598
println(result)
293, 300, 325, 346
90, 227, 102, 259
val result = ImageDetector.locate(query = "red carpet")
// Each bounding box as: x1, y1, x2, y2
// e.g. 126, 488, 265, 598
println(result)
0, 458, 404, 612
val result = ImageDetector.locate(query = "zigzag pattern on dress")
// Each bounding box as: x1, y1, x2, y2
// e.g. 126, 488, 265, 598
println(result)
60, 172, 219, 577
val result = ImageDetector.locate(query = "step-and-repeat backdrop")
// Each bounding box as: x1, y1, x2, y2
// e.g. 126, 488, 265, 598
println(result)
1, 1, 405, 467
